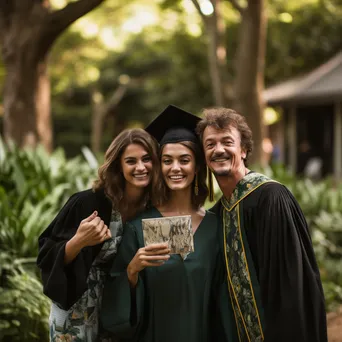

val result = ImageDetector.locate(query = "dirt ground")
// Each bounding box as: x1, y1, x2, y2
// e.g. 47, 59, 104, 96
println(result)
328, 306, 342, 342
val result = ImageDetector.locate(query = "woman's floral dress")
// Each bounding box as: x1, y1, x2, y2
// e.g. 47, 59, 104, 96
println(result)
49, 210, 123, 342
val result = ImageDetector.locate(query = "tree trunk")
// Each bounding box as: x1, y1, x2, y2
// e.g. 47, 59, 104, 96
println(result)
1, 2, 49, 148
192, 0, 232, 106
91, 88, 105, 154
0, 0, 105, 150
3, 50, 52, 151
206, 9, 224, 106
233, 0, 267, 165
3, 60, 38, 147
36, 59, 53, 152
205, 0, 232, 106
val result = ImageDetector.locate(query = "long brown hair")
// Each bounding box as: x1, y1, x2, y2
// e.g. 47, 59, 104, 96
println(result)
93, 128, 160, 211
154, 141, 208, 210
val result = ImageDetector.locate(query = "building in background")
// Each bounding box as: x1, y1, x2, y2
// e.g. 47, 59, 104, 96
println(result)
264, 51, 342, 179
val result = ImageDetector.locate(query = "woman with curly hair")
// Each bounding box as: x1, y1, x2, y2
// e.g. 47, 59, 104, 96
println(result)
37, 128, 160, 342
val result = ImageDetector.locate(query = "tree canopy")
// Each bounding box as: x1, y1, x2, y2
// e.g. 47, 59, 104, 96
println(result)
0, 0, 341, 155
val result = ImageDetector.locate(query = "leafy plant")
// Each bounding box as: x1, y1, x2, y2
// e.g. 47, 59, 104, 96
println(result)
0, 137, 98, 206
0, 139, 99, 341
0, 251, 51, 342
0, 137, 98, 259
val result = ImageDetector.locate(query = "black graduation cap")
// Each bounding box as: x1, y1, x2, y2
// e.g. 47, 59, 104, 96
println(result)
145, 104, 215, 201
145, 105, 201, 146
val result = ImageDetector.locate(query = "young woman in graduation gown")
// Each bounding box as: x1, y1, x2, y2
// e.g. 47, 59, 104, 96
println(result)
36, 129, 160, 342
101, 106, 228, 342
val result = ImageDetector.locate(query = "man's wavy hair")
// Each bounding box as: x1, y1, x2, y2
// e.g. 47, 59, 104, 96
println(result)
93, 128, 160, 210
196, 107, 253, 166
154, 140, 208, 210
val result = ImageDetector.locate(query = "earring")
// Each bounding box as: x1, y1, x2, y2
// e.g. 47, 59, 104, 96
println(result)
194, 174, 199, 196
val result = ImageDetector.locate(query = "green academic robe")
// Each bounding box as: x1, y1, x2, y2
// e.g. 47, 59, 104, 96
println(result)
101, 207, 228, 342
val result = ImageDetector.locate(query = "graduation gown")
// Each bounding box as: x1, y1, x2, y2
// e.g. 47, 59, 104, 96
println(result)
211, 173, 327, 342
101, 207, 227, 342
36, 188, 112, 310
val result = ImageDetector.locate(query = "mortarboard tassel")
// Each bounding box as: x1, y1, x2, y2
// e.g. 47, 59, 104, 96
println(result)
207, 167, 214, 202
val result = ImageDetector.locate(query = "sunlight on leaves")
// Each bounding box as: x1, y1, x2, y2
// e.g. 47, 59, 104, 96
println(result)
74, 18, 100, 39
278, 12, 293, 23
82, 22, 99, 38
100, 27, 120, 50
122, 9, 158, 33
187, 23, 202, 36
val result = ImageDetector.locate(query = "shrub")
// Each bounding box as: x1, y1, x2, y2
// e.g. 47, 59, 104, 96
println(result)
0, 138, 98, 341
0, 252, 51, 342
0, 137, 97, 259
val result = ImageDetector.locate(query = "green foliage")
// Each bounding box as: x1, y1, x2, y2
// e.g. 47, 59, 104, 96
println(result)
47, 0, 342, 156
263, 164, 342, 216
0, 137, 98, 258
50, 25, 212, 155
0, 139, 99, 341
265, 0, 342, 84
110, 28, 211, 113
0, 252, 51, 342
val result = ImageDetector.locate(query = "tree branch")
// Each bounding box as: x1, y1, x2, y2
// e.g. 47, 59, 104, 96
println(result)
105, 84, 129, 113
229, 0, 244, 14
36, 0, 107, 59
191, 0, 206, 21
48, 0, 105, 36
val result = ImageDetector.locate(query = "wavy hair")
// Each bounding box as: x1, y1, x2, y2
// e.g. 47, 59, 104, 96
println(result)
154, 141, 208, 210
93, 128, 160, 211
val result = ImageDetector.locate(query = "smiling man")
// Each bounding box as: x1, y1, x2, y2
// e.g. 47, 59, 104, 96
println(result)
196, 107, 328, 342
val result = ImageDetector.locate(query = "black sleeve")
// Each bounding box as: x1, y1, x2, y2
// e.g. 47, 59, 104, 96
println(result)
36, 193, 98, 310
257, 184, 327, 342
